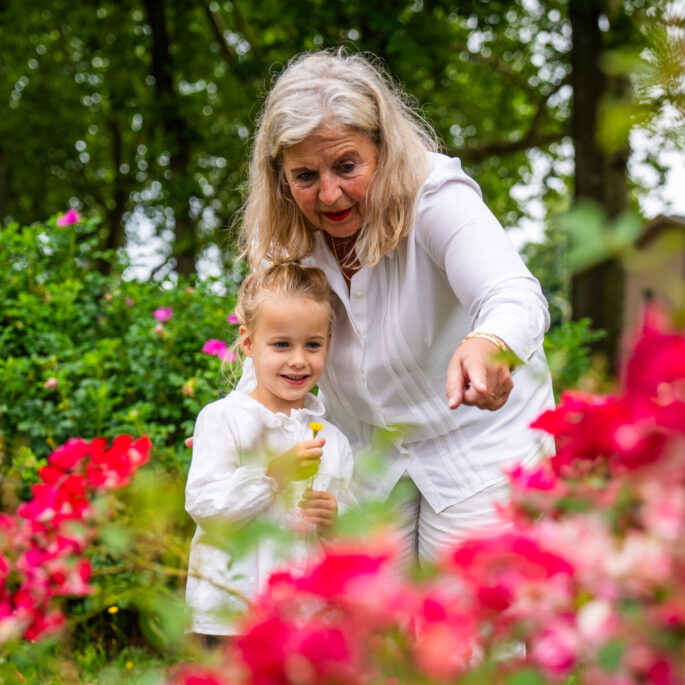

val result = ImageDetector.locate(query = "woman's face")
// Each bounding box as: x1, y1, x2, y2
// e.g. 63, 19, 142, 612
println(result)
281, 124, 379, 238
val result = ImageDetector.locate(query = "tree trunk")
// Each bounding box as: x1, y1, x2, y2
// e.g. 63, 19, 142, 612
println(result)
97, 120, 128, 275
569, 0, 629, 371
143, 0, 198, 276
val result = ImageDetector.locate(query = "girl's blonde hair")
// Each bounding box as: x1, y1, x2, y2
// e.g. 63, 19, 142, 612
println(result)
238, 49, 440, 270
235, 261, 336, 337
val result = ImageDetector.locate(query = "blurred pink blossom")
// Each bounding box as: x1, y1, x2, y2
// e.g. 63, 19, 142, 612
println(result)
153, 307, 173, 322
125, 297, 135, 308
227, 312, 239, 324
531, 618, 580, 677
43, 377, 58, 390
202, 339, 236, 362
154, 323, 164, 338
56, 209, 81, 226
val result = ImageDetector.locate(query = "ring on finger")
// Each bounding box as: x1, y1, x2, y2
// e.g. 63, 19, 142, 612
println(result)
490, 392, 499, 401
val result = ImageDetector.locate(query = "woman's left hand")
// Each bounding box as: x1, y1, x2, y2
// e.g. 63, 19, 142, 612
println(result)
445, 337, 513, 411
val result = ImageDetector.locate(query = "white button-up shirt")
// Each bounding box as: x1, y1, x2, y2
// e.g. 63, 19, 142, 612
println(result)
185, 390, 355, 634
301, 153, 555, 513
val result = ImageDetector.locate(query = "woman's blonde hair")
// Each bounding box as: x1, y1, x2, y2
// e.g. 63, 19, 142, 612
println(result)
238, 49, 440, 270
235, 261, 336, 337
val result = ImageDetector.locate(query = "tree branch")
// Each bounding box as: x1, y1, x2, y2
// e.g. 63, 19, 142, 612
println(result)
451, 39, 537, 97
230, 0, 265, 66
451, 128, 570, 162
196, 0, 237, 69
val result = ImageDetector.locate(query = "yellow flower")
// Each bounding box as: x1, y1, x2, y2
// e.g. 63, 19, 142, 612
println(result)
126, 662, 134, 670
309, 422, 324, 439
107, 606, 119, 614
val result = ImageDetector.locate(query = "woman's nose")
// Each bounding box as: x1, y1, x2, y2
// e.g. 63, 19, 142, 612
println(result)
318, 171, 342, 206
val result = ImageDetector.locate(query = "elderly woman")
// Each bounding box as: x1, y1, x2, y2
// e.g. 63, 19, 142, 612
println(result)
237, 50, 555, 565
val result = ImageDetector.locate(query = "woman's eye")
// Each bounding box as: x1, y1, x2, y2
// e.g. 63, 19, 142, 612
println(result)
296, 171, 314, 182
339, 162, 355, 174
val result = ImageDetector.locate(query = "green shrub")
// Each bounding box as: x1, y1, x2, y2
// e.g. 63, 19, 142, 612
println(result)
0, 214, 245, 670
0, 214, 243, 483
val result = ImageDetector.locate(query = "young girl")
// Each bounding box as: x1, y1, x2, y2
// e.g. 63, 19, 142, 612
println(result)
185, 262, 356, 637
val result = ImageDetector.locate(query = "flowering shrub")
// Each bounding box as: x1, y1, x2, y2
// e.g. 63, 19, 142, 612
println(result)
0, 213, 244, 476
0, 435, 151, 644
171, 307, 685, 685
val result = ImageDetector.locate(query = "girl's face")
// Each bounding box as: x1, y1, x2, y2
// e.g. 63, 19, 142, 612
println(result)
239, 291, 331, 415
281, 124, 379, 239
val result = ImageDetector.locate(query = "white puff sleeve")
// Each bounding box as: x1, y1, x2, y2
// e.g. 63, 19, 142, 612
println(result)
185, 400, 278, 528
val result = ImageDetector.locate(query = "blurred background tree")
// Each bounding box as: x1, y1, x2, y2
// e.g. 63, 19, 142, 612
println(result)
1, 0, 683, 347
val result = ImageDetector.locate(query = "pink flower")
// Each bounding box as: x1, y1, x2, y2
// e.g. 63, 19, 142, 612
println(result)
125, 297, 135, 308
531, 618, 580, 677
43, 377, 58, 390
202, 339, 236, 361
85, 435, 151, 490
413, 591, 481, 680
154, 323, 164, 338
448, 531, 575, 615
153, 307, 173, 322
166, 665, 232, 685
227, 312, 239, 324
623, 305, 685, 399
56, 209, 81, 226
532, 392, 668, 472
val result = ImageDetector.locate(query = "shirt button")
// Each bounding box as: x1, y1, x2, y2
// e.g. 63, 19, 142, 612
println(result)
355, 290, 364, 298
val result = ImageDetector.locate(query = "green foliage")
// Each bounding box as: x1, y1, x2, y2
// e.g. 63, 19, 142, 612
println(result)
544, 319, 607, 396
0, 214, 241, 478
0, 213, 245, 677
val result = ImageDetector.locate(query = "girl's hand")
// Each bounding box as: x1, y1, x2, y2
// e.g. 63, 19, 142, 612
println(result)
266, 439, 325, 489
446, 337, 513, 411
299, 489, 338, 534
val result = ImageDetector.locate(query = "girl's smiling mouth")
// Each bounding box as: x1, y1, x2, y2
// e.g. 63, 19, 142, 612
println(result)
281, 374, 309, 385
322, 208, 352, 222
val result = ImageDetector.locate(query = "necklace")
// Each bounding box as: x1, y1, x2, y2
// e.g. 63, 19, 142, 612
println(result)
326, 231, 360, 287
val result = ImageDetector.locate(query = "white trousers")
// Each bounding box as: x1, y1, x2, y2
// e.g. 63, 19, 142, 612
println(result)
388, 475, 512, 567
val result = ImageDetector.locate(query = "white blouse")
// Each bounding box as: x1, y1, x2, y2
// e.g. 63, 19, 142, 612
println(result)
185, 390, 355, 635
302, 152, 556, 513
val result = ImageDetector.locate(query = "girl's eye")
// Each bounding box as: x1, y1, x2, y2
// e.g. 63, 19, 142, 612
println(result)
273, 341, 289, 348
306, 342, 321, 349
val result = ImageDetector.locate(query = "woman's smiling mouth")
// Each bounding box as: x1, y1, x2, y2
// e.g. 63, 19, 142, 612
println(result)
322, 208, 352, 222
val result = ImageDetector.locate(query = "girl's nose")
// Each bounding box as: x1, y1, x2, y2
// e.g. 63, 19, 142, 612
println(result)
289, 346, 306, 366
318, 170, 342, 206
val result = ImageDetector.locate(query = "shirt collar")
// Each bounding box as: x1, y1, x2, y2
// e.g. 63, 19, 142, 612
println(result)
232, 388, 325, 425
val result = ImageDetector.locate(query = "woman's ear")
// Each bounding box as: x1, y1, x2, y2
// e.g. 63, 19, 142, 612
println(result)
239, 325, 253, 357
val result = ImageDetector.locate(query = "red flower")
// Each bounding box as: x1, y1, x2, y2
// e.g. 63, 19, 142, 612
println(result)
449, 532, 574, 614
238, 616, 364, 685
624, 306, 685, 399
85, 435, 151, 490
237, 616, 292, 684
532, 391, 668, 471
292, 549, 389, 598
166, 665, 233, 685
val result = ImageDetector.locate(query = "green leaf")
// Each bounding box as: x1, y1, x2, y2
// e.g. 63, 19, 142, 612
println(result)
598, 640, 624, 672
506, 669, 547, 685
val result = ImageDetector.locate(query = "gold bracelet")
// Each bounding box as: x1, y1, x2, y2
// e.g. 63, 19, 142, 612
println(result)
461, 331, 509, 352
